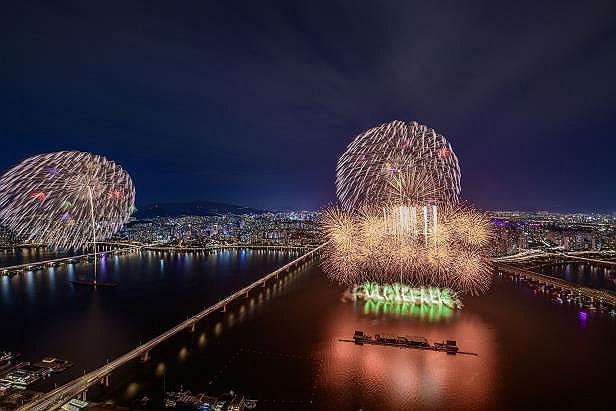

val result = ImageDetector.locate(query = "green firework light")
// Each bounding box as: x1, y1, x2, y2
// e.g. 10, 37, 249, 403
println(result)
362, 300, 454, 321
352, 282, 463, 310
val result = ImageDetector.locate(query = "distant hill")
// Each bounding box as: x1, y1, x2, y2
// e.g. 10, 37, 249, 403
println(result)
133, 201, 267, 219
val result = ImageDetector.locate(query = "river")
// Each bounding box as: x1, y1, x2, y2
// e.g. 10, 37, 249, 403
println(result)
1, 250, 614, 410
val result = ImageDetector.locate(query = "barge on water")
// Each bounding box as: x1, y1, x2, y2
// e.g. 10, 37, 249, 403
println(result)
340, 330, 478, 356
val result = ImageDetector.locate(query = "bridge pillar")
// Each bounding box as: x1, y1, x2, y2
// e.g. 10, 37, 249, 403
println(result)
140, 350, 150, 363
100, 374, 109, 387
190, 322, 196, 333
81, 389, 88, 401
245, 290, 249, 298
222, 304, 227, 313
261, 280, 266, 288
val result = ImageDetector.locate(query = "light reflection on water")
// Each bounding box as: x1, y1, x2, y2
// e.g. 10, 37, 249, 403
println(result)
108, 265, 614, 411
540, 262, 616, 290
1, 276, 10, 305
0, 246, 70, 266
360, 300, 456, 321
1, 253, 615, 410
0, 249, 300, 394
48, 267, 56, 297
25, 271, 35, 303
321, 291, 497, 410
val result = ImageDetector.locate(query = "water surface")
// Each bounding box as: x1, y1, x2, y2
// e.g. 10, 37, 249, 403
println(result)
1, 252, 614, 410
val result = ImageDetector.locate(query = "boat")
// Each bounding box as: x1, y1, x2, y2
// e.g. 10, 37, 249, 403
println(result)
434, 340, 459, 354
406, 336, 430, 348
0, 352, 19, 365
347, 330, 467, 355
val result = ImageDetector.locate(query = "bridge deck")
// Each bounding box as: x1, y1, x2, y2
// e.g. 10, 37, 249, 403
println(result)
1, 244, 317, 273
0, 246, 142, 273
493, 250, 616, 266
495, 263, 616, 306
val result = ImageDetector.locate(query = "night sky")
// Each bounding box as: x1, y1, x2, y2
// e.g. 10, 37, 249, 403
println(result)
2, 1, 615, 211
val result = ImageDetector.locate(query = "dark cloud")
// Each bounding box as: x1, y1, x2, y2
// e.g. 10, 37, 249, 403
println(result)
1, 0, 615, 211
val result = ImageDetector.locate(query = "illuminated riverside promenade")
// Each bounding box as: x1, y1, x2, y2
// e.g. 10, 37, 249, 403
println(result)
17, 244, 325, 411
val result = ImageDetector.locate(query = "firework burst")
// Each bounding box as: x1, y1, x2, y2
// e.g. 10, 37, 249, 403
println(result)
321, 205, 492, 295
323, 120, 492, 296
0, 151, 135, 250
336, 120, 461, 210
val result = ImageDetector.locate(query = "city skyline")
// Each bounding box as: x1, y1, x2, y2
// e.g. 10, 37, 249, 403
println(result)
2, 1, 615, 212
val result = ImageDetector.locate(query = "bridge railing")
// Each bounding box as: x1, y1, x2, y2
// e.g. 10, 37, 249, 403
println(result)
492, 249, 616, 266
495, 263, 616, 304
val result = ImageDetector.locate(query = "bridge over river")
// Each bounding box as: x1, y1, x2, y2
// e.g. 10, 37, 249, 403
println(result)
1, 243, 320, 276
18, 243, 325, 411
492, 249, 616, 267
494, 262, 616, 307
0, 243, 142, 275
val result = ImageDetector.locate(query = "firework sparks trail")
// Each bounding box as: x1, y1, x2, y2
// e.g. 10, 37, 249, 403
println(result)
336, 120, 461, 210
323, 120, 492, 296
0, 151, 135, 250
320, 205, 492, 295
